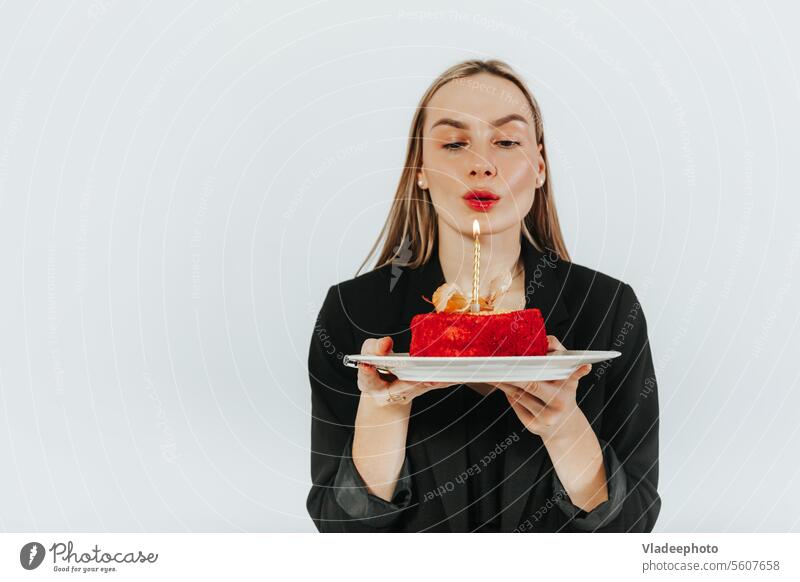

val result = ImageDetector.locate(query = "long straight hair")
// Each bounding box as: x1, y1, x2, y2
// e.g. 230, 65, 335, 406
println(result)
356, 59, 571, 276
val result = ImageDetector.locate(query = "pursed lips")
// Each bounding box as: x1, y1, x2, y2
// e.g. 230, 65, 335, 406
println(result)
463, 190, 500, 201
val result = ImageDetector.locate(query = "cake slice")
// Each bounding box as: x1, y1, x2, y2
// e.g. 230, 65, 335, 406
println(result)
409, 308, 547, 357
408, 280, 548, 357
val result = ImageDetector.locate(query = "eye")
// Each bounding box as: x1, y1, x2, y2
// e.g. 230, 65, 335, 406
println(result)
496, 140, 521, 148
443, 142, 467, 150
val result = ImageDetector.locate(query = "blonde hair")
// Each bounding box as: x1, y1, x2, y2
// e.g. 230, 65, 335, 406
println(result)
356, 58, 570, 276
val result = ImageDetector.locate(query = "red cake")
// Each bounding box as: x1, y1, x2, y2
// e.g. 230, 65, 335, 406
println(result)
409, 308, 547, 357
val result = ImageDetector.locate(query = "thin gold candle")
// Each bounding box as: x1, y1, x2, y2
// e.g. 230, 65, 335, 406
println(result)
471, 219, 480, 313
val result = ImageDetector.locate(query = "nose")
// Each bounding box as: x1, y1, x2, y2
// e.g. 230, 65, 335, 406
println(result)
468, 148, 496, 178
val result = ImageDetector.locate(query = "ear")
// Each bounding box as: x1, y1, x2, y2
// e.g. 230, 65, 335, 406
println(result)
416, 169, 427, 189
536, 143, 546, 176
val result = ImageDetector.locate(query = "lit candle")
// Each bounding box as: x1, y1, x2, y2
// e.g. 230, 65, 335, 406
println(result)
471, 219, 480, 313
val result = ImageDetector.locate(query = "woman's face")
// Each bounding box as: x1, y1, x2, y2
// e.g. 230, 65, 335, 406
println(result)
418, 72, 545, 237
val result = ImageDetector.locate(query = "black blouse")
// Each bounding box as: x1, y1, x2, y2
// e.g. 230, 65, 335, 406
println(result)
306, 234, 660, 532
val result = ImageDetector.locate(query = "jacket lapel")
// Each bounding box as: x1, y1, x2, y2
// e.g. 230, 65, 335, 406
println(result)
500, 236, 572, 531
398, 234, 572, 532
396, 243, 471, 532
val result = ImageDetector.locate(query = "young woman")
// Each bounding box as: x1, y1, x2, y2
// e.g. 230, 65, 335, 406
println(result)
306, 59, 660, 533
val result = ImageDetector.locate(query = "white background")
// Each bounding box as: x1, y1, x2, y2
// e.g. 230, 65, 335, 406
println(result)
0, 0, 798, 532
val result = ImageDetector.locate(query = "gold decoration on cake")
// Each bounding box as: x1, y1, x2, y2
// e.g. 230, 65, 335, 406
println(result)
427, 282, 469, 312
421, 267, 515, 314
485, 269, 513, 309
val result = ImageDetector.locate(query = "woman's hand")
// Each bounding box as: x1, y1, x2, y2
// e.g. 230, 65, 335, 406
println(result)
357, 336, 453, 407
490, 336, 593, 442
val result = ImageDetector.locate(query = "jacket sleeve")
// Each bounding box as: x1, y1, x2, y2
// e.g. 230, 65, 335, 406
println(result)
551, 437, 627, 530
332, 432, 413, 527
560, 282, 661, 532
305, 284, 413, 532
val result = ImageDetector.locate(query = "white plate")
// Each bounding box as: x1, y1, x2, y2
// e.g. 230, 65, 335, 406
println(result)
342, 350, 622, 382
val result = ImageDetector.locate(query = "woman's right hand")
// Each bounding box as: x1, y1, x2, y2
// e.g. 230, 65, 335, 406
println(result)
357, 336, 453, 407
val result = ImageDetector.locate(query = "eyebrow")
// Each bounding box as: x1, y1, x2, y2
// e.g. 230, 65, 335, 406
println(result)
429, 113, 529, 131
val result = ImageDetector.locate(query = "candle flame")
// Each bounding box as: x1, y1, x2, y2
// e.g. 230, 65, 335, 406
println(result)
472, 219, 480, 237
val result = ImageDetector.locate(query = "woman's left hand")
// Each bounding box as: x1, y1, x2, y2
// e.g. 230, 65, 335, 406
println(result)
489, 336, 593, 442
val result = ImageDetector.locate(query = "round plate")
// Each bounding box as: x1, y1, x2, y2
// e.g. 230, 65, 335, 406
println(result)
342, 350, 622, 382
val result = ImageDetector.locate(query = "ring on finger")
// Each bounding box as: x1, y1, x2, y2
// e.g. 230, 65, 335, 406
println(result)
386, 388, 407, 403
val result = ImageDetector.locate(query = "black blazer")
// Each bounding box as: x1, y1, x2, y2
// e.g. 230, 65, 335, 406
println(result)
306, 234, 661, 532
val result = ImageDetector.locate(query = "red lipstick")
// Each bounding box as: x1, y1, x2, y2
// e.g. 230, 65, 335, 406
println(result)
462, 190, 500, 212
